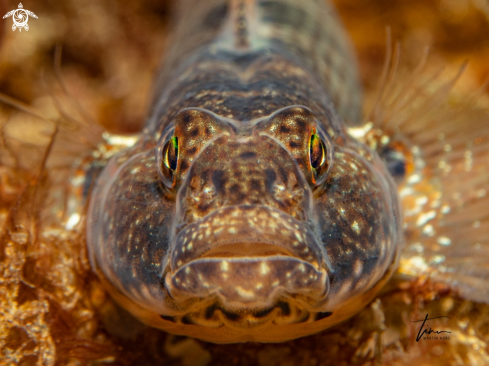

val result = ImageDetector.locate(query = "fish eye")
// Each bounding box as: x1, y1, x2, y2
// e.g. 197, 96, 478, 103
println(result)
164, 136, 179, 172
308, 129, 333, 186
310, 133, 325, 169
156, 129, 179, 188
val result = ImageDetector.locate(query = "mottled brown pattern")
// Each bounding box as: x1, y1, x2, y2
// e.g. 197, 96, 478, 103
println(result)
257, 106, 335, 185
156, 109, 237, 189
151, 0, 362, 127
149, 52, 345, 138
177, 135, 309, 222
86, 0, 402, 342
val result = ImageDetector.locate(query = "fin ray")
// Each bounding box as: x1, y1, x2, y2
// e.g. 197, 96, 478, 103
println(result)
367, 51, 489, 304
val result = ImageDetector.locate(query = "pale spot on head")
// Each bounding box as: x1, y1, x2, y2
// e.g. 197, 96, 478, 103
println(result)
228, 227, 237, 234
236, 286, 255, 299
271, 211, 281, 219
275, 184, 285, 191
351, 221, 360, 234
221, 260, 229, 272
354, 261, 363, 277
255, 283, 263, 290
260, 262, 270, 275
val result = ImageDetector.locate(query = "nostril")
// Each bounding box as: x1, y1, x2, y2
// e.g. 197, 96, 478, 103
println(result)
287, 172, 298, 188
190, 176, 200, 189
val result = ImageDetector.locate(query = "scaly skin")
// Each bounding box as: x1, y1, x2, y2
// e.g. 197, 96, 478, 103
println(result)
87, 0, 403, 343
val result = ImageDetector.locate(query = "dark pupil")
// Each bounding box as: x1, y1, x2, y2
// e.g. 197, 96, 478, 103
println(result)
165, 136, 178, 171
310, 134, 325, 170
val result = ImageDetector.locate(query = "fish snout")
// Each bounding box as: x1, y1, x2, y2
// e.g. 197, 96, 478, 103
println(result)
166, 205, 332, 315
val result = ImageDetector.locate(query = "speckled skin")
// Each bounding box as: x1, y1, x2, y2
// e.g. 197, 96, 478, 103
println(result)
87, 0, 403, 343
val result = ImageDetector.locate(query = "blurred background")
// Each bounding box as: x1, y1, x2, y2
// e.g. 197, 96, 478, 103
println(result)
1, 0, 489, 365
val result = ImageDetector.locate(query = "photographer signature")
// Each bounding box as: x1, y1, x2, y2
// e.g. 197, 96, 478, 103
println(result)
411, 314, 452, 342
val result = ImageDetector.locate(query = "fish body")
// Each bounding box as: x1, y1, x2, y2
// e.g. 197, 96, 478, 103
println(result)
87, 0, 403, 343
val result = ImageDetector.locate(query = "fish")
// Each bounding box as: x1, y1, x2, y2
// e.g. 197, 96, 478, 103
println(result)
83, 0, 489, 345
84, 0, 403, 343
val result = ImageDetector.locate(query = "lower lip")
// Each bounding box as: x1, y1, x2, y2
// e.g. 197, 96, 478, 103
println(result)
165, 255, 329, 307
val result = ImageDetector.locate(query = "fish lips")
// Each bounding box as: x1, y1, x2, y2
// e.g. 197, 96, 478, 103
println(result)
166, 205, 332, 306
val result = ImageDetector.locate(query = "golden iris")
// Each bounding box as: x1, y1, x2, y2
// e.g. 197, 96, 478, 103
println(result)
309, 133, 325, 171
164, 136, 179, 172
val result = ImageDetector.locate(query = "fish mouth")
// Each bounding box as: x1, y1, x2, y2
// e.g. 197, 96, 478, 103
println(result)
160, 296, 335, 330
165, 205, 332, 311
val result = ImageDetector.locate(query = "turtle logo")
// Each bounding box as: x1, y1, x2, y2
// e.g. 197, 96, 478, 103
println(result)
3, 3, 37, 32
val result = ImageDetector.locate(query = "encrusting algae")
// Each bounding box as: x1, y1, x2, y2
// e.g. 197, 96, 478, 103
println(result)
1, 0, 489, 364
